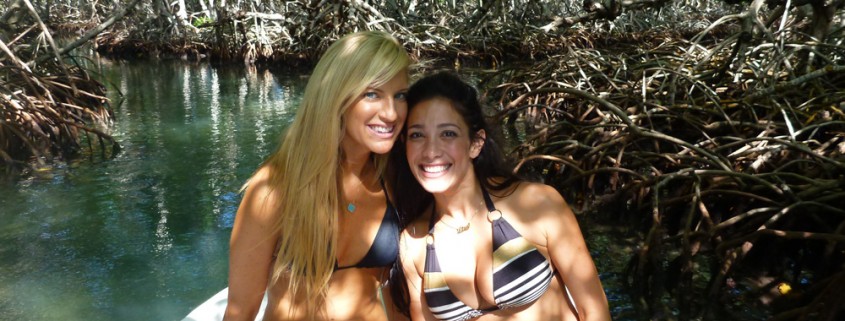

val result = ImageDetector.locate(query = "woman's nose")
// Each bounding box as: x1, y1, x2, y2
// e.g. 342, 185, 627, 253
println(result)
379, 98, 398, 122
423, 137, 440, 158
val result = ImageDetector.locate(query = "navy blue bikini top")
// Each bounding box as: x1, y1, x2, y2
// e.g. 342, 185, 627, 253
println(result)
335, 182, 401, 270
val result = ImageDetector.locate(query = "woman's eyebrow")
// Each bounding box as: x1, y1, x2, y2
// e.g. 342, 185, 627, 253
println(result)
406, 123, 460, 129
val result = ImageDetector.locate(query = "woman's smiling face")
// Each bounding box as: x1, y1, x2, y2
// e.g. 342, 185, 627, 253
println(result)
405, 97, 483, 194
342, 72, 409, 156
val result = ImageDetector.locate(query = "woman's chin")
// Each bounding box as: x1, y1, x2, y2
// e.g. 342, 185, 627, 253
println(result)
418, 180, 452, 194
366, 142, 397, 155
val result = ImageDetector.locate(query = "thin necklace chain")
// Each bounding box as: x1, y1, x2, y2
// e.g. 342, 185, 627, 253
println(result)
343, 162, 373, 214
438, 201, 484, 233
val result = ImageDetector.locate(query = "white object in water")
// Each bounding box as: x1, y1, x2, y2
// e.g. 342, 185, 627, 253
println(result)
182, 287, 267, 321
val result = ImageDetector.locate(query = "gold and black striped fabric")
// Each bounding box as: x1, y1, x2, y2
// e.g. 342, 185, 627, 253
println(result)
422, 188, 553, 321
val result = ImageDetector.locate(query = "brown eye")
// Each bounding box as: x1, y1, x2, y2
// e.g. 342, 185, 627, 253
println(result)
442, 130, 458, 138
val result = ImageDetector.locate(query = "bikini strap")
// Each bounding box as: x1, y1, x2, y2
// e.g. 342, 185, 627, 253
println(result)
427, 206, 437, 234
481, 185, 497, 212
379, 179, 391, 204
380, 179, 402, 228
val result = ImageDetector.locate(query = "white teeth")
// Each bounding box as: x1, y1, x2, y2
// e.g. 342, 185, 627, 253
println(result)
370, 125, 393, 133
422, 165, 449, 173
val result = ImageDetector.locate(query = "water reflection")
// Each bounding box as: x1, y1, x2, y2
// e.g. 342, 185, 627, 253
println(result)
0, 58, 633, 320
0, 59, 305, 321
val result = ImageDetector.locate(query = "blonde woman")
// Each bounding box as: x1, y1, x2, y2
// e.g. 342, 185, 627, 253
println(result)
224, 31, 410, 321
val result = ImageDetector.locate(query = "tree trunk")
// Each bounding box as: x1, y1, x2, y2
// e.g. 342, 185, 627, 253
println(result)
153, 0, 174, 30
87, 0, 95, 20
807, 1, 838, 42
44, 0, 52, 23
197, 0, 212, 19
799, 0, 843, 71
175, 0, 193, 30
0, 0, 26, 29
37, 0, 143, 61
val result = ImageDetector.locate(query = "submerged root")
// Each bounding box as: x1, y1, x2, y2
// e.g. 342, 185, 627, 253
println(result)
2, 11, 119, 170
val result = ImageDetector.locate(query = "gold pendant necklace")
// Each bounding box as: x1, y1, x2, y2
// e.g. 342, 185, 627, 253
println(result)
440, 219, 471, 233
438, 203, 483, 234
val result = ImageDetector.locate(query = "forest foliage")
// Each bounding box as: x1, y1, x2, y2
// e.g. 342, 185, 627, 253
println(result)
2, 0, 844, 320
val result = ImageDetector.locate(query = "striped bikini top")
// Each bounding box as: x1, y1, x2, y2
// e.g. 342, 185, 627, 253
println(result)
423, 187, 554, 321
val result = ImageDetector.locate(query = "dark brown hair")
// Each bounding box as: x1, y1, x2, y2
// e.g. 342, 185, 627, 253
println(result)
388, 72, 520, 316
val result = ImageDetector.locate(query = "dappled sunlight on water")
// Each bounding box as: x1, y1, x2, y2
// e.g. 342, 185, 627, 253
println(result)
0, 59, 642, 320
0, 58, 304, 321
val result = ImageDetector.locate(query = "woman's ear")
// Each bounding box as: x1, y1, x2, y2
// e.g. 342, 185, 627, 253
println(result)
470, 129, 486, 159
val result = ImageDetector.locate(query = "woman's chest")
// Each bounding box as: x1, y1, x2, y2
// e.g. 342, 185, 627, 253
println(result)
431, 230, 497, 307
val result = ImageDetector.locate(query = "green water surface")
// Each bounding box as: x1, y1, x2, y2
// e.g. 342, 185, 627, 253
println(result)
0, 58, 304, 321
0, 56, 641, 321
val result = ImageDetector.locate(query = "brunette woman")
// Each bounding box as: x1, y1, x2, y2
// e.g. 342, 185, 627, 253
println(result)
390, 72, 611, 321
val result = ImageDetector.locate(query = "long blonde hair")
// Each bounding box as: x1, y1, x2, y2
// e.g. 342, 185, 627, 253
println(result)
259, 31, 409, 314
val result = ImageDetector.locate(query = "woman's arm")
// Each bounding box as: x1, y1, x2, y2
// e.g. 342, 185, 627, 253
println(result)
382, 281, 409, 321
532, 184, 611, 321
224, 167, 280, 321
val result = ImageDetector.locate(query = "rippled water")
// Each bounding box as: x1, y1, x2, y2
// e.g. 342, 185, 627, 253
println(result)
0, 58, 304, 321
0, 57, 640, 321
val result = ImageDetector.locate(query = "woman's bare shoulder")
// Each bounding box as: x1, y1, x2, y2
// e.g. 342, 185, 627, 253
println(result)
506, 182, 566, 213
400, 208, 433, 254
239, 165, 282, 221
398, 211, 430, 277
247, 165, 274, 187
401, 211, 431, 242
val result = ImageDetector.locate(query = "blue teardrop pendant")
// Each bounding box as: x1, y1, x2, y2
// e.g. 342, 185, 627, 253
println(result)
347, 203, 356, 213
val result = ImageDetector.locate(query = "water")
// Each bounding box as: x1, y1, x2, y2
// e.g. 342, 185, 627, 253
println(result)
0, 58, 304, 321
0, 57, 640, 321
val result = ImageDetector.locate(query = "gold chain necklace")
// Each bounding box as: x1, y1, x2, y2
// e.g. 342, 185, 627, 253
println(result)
438, 202, 484, 233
